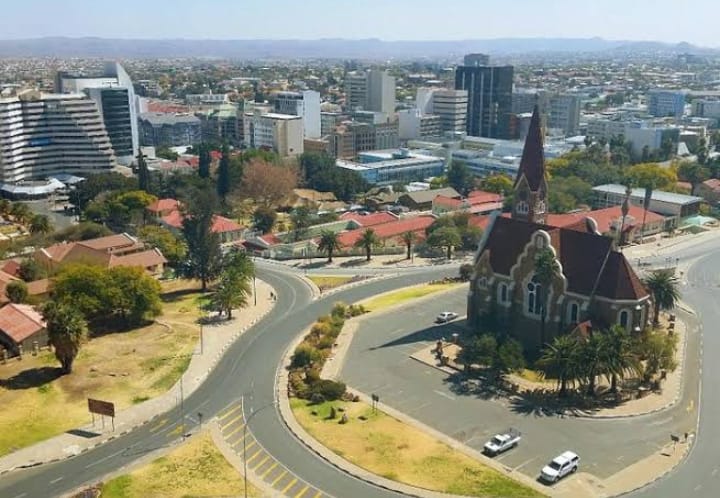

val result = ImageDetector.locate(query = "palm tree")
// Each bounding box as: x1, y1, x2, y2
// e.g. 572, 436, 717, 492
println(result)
537, 335, 581, 397
534, 247, 561, 347
578, 333, 606, 396
318, 230, 341, 263
643, 269, 680, 325
29, 214, 52, 235
42, 301, 88, 374
602, 325, 640, 393
354, 228, 380, 262
401, 231, 416, 260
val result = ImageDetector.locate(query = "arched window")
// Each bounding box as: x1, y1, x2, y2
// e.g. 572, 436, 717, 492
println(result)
497, 283, 508, 303
477, 277, 488, 289
526, 276, 542, 315
618, 310, 630, 329
516, 201, 529, 215
568, 302, 579, 323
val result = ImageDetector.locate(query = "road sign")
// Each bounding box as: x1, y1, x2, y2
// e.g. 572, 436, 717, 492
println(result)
88, 398, 115, 417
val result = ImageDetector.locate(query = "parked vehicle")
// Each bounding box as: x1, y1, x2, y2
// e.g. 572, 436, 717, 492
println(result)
540, 451, 580, 483
435, 311, 459, 323
483, 429, 522, 456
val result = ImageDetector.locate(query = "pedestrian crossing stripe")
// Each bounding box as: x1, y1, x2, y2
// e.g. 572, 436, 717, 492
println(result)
218, 404, 242, 421
294, 485, 310, 498
246, 448, 264, 465
260, 462, 278, 478
270, 470, 288, 486
251, 454, 271, 470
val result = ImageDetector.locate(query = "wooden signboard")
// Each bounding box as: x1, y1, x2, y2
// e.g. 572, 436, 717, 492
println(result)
88, 398, 115, 418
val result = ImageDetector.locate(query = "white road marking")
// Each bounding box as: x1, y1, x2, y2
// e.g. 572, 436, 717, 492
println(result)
433, 390, 455, 401
512, 456, 537, 472
50, 477, 64, 484
712, 468, 718, 477
12, 493, 27, 498
85, 449, 125, 468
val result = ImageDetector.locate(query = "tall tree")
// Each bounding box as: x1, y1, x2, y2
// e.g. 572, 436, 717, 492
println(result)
137, 151, 150, 193
602, 325, 640, 393
239, 159, 298, 207
480, 175, 513, 195
216, 142, 231, 203
457, 334, 497, 371
138, 225, 187, 268
537, 335, 580, 397
181, 188, 223, 291
447, 160, 474, 195
354, 228, 380, 261
427, 226, 461, 260
42, 301, 88, 375
534, 247, 561, 347
212, 250, 254, 319
290, 206, 313, 241
624, 163, 677, 191
5, 280, 28, 304
10, 202, 32, 225
643, 269, 680, 325
252, 206, 277, 234
676, 161, 710, 195
318, 230, 341, 263
401, 231, 416, 260
198, 143, 211, 179
29, 214, 52, 235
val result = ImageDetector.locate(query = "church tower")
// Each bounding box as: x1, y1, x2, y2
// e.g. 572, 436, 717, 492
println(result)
512, 105, 548, 224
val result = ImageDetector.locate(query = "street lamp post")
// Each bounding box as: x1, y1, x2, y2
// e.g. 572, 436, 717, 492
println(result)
253, 275, 257, 306
241, 396, 277, 498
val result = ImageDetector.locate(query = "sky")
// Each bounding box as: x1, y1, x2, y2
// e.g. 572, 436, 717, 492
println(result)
3, 0, 718, 47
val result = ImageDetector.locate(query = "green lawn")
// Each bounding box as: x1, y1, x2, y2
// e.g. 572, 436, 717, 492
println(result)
361, 282, 463, 312
291, 399, 544, 497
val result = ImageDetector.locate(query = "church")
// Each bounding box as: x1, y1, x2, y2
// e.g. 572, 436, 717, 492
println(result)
467, 107, 651, 352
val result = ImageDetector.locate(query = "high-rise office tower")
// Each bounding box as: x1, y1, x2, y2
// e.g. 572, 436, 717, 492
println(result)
548, 94, 581, 136
455, 60, 514, 139
432, 90, 469, 134
273, 90, 321, 139
647, 90, 686, 118
367, 70, 396, 115
56, 62, 139, 165
345, 72, 368, 111
0, 90, 115, 183
463, 53, 490, 67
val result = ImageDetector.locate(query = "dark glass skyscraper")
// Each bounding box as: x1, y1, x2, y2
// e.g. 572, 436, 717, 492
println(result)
455, 64, 514, 139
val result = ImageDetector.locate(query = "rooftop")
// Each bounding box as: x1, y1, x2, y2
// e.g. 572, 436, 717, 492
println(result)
592, 184, 703, 206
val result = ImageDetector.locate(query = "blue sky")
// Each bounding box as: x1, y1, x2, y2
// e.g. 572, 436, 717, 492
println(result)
4, 0, 718, 46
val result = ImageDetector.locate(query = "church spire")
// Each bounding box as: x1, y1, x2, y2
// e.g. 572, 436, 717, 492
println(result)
512, 105, 548, 224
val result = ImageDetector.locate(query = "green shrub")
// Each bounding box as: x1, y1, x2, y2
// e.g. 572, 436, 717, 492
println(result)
348, 304, 367, 317
310, 321, 334, 338
289, 370, 309, 398
311, 379, 346, 401
305, 367, 321, 384
317, 335, 335, 349
331, 302, 348, 318
291, 344, 323, 369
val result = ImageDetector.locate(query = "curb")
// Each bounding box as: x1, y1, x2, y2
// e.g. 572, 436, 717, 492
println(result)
0, 281, 277, 476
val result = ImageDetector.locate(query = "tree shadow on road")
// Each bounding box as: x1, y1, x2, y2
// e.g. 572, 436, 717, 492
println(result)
371, 320, 467, 350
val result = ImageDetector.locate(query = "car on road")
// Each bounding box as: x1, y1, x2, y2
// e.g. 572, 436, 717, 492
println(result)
540, 451, 579, 483
483, 428, 521, 456
435, 311, 459, 323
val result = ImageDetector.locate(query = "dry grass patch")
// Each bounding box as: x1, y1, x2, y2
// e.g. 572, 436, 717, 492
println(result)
361, 282, 463, 312
291, 399, 544, 497
0, 280, 204, 456
100, 430, 260, 497
307, 275, 354, 291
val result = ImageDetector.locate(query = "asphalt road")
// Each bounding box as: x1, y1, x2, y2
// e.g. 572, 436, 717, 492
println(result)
0, 263, 456, 498
341, 289, 699, 481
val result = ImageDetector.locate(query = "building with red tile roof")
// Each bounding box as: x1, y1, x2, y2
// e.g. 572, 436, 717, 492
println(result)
337, 215, 436, 248
160, 210, 246, 244
432, 191, 504, 216
0, 303, 47, 356
147, 198, 181, 217
339, 211, 398, 227
547, 205, 666, 244
468, 106, 651, 353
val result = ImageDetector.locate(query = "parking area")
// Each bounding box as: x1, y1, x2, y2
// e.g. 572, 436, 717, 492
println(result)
340, 287, 684, 482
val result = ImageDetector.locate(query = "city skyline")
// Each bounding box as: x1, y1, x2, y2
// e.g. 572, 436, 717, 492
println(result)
2, 0, 718, 47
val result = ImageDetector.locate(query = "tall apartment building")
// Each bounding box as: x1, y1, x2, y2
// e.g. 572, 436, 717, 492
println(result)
398, 109, 442, 140
273, 91, 321, 139
55, 62, 139, 165
0, 91, 115, 183
321, 112, 344, 136
455, 62, 514, 139
648, 90, 686, 118
243, 112, 304, 157
691, 99, 720, 119
139, 113, 202, 147
432, 90, 468, 134
344, 70, 396, 115
197, 103, 242, 145
548, 94, 581, 136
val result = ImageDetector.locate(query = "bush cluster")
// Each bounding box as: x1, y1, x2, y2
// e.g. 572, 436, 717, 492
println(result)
288, 302, 365, 401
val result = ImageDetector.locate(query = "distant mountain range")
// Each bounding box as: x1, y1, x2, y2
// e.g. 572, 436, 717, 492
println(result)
0, 37, 715, 59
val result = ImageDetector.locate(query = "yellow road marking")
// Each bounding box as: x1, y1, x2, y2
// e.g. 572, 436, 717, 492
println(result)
312, 492, 322, 498
224, 422, 246, 440
243, 440, 257, 453
294, 485, 310, 498
687, 400, 695, 412
167, 425, 184, 437
246, 448, 264, 465
218, 404, 242, 421
281, 478, 298, 494
149, 418, 168, 432
220, 413, 244, 430
251, 454, 271, 471
260, 462, 278, 478
270, 470, 287, 487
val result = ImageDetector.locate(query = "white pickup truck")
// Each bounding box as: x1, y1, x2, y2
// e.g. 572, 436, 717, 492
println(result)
483, 428, 521, 456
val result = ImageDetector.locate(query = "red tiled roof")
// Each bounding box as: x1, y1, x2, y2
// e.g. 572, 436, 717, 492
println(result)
0, 259, 21, 278
0, 303, 46, 344
703, 178, 720, 191
468, 215, 494, 231
337, 215, 435, 248
515, 106, 546, 191
77, 233, 137, 251
547, 205, 664, 234
340, 212, 398, 227
109, 248, 167, 269
162, 211, 244, 233
147, 198, 180, 213
467, 190, 504, 204
26, 278, 51, 295
433, 195, 464, 208
480, 215, 647, 300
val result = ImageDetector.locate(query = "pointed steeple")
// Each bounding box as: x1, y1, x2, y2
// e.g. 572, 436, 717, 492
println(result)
514, 105, 546, 190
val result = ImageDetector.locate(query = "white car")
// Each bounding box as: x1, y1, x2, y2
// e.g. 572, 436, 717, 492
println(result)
435, 311, 459, 323
540, 451, 579, 483
483, 429, 521, 456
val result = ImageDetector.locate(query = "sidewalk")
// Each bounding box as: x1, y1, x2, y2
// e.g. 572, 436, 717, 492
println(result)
0, 280, 275, 476
260, 252, 471, 271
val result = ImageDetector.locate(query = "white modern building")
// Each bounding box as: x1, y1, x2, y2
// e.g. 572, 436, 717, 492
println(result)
243, 112, 304, 157
55, 62, 139, 165
648, 90, 686, 119
336, 149, 444, 184
432, 89, 469, 134
273, 91, 321, 139
344, 72, 368, 111
398, 109, 441, 140
548, 94, 581, 136
344, 70, 396, 115
0, 90, 116, 184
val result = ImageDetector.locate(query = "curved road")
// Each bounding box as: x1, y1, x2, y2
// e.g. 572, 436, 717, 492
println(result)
0, 264, 456, 498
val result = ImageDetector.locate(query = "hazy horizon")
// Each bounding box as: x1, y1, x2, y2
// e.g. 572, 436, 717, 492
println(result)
2, 0, 718, 47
